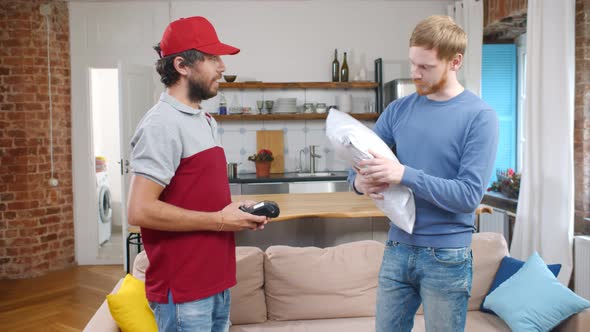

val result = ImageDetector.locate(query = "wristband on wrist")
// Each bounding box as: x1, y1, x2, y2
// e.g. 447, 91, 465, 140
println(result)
352, 179, 364, 195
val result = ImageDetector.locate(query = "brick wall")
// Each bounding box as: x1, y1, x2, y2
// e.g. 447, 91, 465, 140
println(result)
0, 0, 74, 279
484, 0, 528, 27
575, 0, 590, 234
484, 0, 527, 41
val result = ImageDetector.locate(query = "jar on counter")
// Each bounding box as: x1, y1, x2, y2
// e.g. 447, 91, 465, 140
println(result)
303, 103, 315, 114
315, 103, 327, 114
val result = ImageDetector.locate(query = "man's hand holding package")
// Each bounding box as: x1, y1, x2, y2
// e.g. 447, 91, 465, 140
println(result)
356, 150, 405, 200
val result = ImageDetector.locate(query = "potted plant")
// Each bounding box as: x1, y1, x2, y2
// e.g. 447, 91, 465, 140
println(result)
488, 168, 521, 199
248, 149, 274, 177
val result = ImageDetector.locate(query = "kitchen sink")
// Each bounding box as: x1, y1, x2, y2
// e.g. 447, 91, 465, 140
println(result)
296, 172, 335, 177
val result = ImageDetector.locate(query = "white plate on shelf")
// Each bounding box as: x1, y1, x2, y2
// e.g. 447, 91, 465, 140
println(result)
273, 106, 298, 113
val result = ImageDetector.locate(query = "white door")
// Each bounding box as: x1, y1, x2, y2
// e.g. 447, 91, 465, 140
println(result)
118, 62, 154, 272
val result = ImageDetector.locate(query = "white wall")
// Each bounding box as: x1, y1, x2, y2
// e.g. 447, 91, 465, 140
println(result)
171, 0, 448, 82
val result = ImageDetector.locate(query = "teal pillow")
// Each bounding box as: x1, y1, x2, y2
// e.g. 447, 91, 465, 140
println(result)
482, 252, 590, 331
481, 256, 561, 315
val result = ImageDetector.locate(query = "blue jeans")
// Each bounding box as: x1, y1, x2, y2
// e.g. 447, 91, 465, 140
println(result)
149, 289, 231, 332
376, 241, 472, 332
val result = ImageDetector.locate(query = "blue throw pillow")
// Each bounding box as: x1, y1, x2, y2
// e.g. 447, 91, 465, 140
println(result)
481, 256, 561, 315
482, 252, 590, 331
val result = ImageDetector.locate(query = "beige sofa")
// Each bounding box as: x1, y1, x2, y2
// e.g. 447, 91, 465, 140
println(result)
84, 232, 590, 331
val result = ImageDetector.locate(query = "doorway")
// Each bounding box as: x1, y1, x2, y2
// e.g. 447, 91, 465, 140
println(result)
72, 63, 154, 268
90, 68, 123, 260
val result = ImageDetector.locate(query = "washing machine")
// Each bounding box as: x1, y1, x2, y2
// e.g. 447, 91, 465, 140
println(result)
96, 171, 112, 245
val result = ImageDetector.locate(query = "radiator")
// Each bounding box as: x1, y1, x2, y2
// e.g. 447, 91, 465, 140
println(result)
478, 207, 509, 243
575, 236, 590, 300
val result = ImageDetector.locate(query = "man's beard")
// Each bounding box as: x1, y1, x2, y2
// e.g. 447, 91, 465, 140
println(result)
414, 70, 448, 96
187, 76, 217, 103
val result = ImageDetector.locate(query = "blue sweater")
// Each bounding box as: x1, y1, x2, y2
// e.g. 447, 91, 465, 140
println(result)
348, 90, 498, 248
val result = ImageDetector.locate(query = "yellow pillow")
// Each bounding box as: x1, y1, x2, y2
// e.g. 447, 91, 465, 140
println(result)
106, 274, 157, 332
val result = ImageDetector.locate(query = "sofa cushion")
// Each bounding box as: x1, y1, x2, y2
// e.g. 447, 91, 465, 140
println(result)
106, 274, 157, 332
264, 240, 384, 321
230, 246, 267, 325
83, 279, 123, 332
133, 247, 267, 325
132, 251, 148, 281
482, 252, 590, 331
411, 311, 510, 332
480, 255, 561, 315
555, 308, 590, 331
229, 316, 375, 332
467, 232, 509, 311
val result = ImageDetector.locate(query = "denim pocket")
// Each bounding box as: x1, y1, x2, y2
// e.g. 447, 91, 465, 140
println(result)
431, 247, 469, 265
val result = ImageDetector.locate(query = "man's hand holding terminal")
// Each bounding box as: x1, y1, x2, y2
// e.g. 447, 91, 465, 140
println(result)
218, 201, 269, 232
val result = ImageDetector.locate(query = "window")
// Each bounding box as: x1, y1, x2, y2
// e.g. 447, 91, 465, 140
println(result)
481, 44, 518, 183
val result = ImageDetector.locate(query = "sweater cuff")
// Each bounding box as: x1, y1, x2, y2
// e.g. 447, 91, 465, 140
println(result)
400, 166, 420, 188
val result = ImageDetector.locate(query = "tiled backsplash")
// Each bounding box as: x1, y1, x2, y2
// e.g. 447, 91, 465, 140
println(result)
204, 89, 377, 174
218, 119, 375, 174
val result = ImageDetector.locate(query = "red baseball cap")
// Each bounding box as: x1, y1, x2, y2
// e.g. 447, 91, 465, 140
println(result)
159, 16, 240, 57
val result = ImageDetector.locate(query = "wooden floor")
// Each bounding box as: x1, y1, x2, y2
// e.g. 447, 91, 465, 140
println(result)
0, 265, 124, 331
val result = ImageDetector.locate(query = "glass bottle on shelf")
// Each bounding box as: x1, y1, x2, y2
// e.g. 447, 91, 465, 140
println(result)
331, 49, 340, 82
219, 92, 227, 115
340, 52, 349, 82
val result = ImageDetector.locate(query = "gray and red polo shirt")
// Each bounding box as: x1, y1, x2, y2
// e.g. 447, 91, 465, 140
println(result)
130, 92, 235, 304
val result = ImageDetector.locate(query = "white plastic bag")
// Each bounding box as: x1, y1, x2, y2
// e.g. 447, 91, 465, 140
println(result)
326, 110, 416, 234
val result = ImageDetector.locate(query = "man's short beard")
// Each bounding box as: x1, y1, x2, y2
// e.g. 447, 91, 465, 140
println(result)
413, 63, 451, 96
414, 70, 448, 96
187, 76, 216, 103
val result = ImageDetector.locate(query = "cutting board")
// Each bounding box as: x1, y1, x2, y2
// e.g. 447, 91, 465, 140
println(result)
256, 130, 284, 173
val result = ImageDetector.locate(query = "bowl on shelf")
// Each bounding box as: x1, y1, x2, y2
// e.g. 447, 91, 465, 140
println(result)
223, 75, 237, 82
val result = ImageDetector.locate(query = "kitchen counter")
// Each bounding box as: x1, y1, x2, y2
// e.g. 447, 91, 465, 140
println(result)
231, 192, 384, 222
231, 191, 511, 222
229, 171, 348, 184
481, 191, 518, 213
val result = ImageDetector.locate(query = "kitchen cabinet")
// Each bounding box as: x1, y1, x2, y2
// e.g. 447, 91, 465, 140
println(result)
241, 182, 289, 195
237, 180, 349, 195
214, 81, 381, 122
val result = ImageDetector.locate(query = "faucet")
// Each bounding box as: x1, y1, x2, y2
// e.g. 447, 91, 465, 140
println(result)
309, 145, 322, 174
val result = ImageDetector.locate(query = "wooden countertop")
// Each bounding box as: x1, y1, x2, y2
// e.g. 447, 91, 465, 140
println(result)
231, 192, 384, 222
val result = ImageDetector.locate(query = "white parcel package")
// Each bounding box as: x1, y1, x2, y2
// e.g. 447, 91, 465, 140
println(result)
326, 110, 416, 234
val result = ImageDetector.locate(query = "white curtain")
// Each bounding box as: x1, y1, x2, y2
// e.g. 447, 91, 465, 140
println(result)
447, 0, 483, 96
510, 0, 576, 285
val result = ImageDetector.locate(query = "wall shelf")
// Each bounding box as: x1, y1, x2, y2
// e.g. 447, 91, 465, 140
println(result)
216, 78, 382, 121
219, 81, 378, 89
212, 113, 379, 122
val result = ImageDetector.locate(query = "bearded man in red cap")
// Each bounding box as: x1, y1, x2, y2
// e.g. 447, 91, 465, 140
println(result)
127, 16, 268, 331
